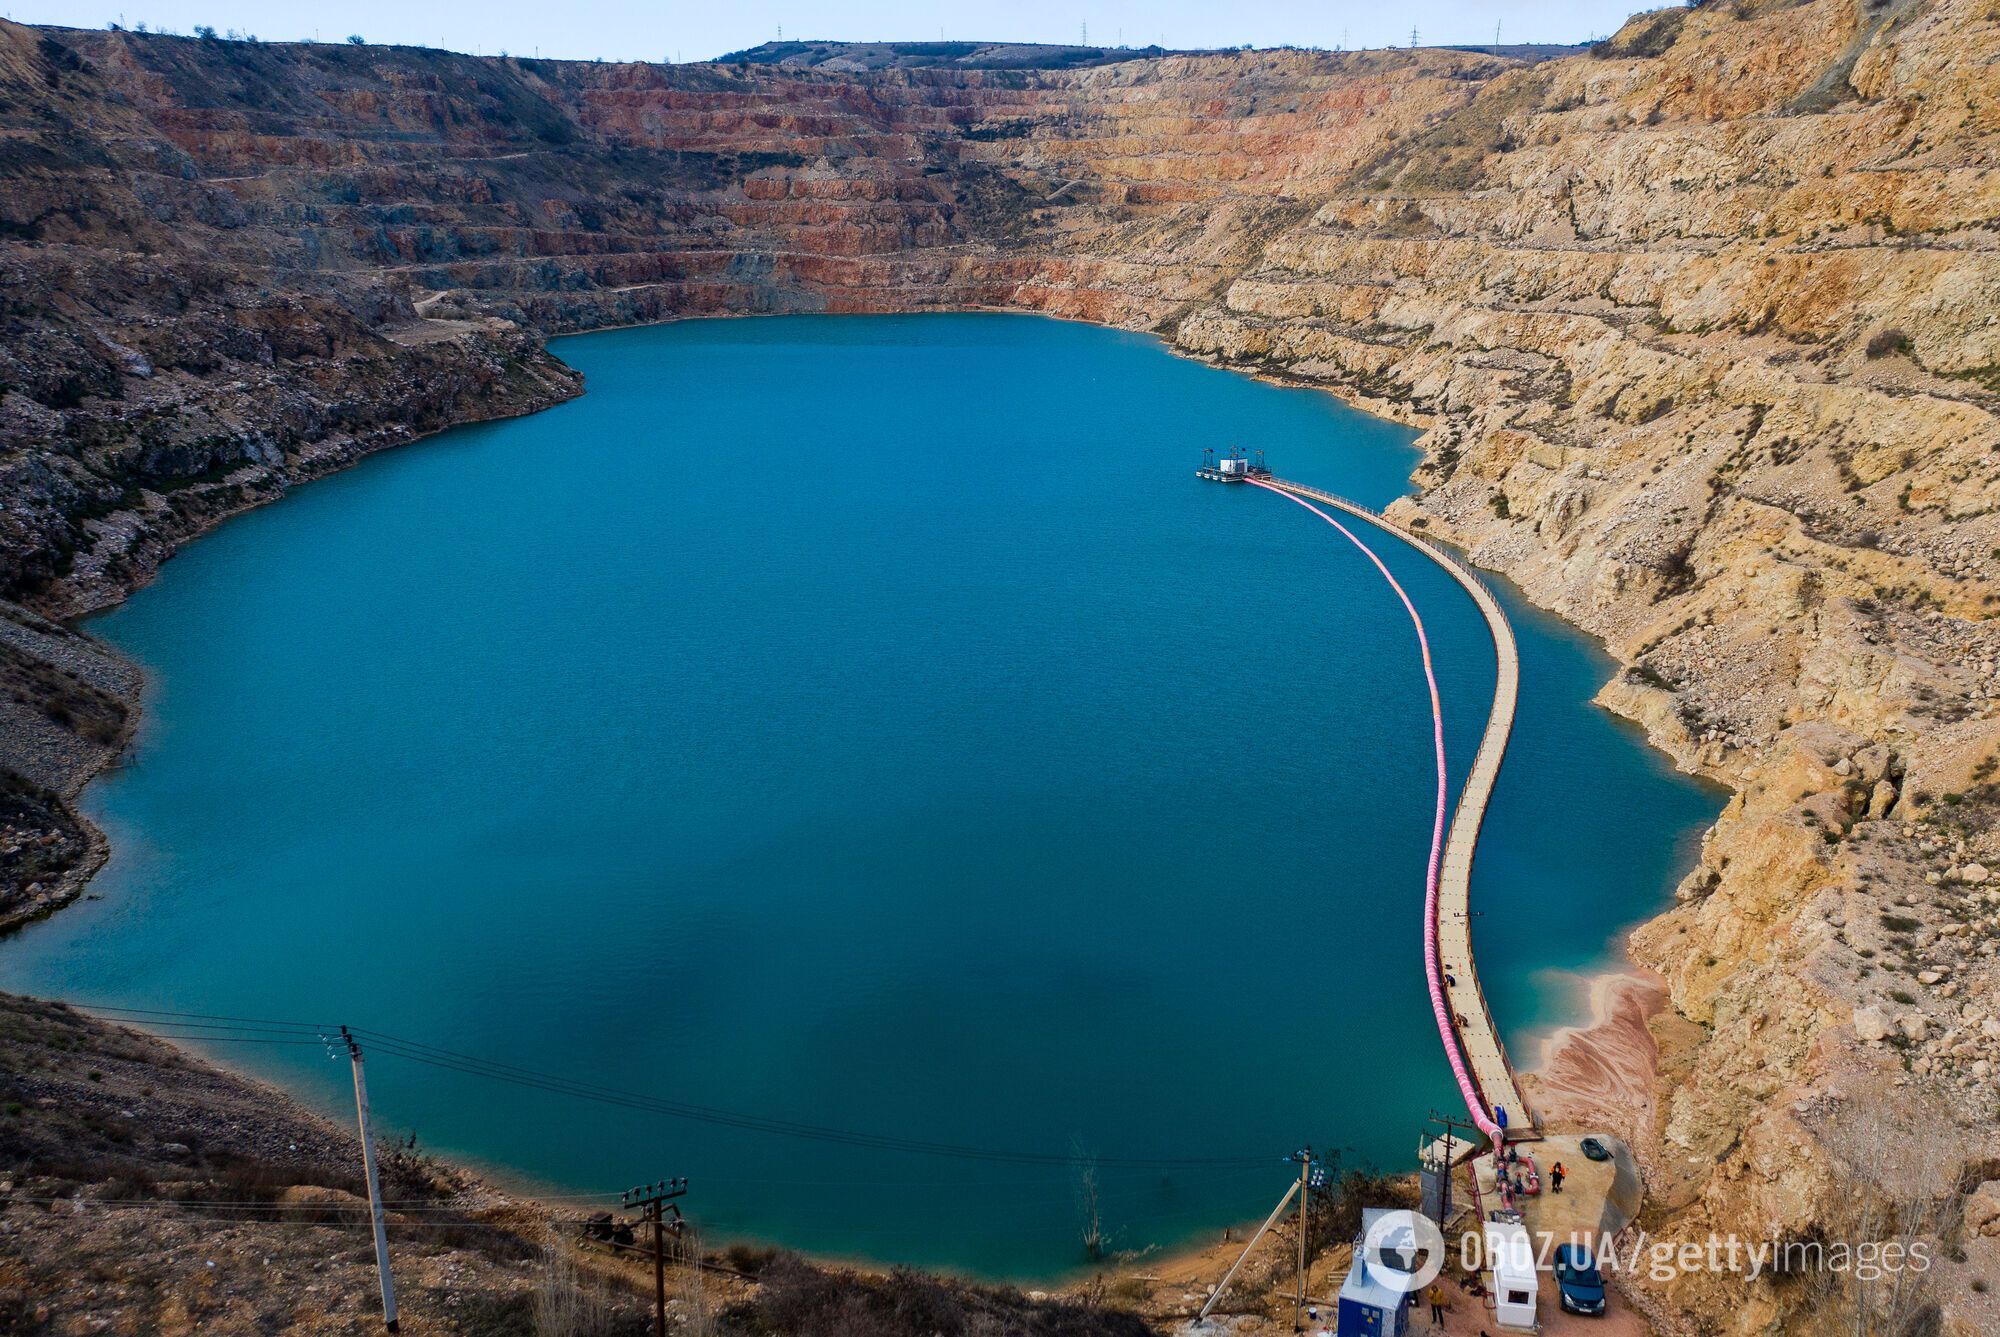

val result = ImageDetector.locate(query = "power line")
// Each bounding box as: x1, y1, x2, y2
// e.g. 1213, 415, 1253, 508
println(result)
74, 1004, 343, 1028
357, 1028, 1270, 1167
77, 1005, 1280, 1169
20, 1195, 592, 1212
123, 1033, 331, 1046
24, 1191, 1261, 1243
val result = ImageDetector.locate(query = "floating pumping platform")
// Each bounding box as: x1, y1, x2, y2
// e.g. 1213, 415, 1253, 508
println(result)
1195, 448, 1272, 483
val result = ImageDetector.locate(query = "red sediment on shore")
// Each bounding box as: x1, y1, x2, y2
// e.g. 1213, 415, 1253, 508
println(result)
1527, 971, 1666, 1150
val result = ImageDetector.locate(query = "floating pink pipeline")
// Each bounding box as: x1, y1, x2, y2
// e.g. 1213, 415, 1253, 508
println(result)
1247, 479, 1504, 1146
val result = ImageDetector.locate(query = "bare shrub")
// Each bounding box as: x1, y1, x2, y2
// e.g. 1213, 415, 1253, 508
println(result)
1866, 329, 1911, 359
1075, 1142, 1106, 1263
674, 1228, 718, 1337
533, 1235, 622, 1337
1787, 1096, 1962, 1334
746, 1254, 1152, 1337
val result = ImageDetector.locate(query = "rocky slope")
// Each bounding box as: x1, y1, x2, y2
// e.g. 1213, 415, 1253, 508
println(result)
2, 3, 1999, 1331
0, 991, 1163, 1336
1169, 4, 2000, 1332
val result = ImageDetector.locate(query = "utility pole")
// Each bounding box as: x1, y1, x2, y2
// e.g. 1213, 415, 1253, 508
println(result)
1198, 1175, 1301, 1325
1423, 1109, 1482, 1227
1410, 25, 1420, 49
622, 1178, 688, 1337
1292, 1146, 1313, 1331
340, 1028, 399, 1332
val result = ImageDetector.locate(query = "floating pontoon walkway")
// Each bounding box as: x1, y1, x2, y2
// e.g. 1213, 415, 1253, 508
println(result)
1253, 477, 1534, 1142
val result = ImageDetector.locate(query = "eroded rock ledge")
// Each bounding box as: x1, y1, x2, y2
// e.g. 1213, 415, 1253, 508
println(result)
2, 3, 1997, 1330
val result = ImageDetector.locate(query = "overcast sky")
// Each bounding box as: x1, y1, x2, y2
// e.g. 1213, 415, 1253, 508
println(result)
8, 1, 1663, 62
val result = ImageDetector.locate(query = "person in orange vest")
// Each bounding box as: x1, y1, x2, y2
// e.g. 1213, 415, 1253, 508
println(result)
1550, 1162, 1567, 1194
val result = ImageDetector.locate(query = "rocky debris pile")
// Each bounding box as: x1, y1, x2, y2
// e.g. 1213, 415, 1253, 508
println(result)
1840, 849, 2000, 1105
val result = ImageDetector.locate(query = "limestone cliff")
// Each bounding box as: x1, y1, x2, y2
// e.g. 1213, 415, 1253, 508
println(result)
1169, 5, 2000, 1332
2, 4, 1998, 1331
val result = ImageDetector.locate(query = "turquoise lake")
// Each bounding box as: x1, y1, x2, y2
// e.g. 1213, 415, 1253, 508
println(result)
0, 314, 1717, 1276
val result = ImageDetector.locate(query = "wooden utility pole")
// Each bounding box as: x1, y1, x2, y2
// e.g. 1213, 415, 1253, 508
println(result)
1293, 1147, 1312, 1331
340, 1027, 399, 1332
622, 1178, 688, 1336
1425, 1109, 1483, 1227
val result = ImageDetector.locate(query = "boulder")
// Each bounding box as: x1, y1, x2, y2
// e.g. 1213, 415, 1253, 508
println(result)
1676, 865, 1719, 902
1852, 744, 1894, 787
1969, 1180, 2000, 1238
1853, 1006, 1892, 1042
1867, 780, 1897, 820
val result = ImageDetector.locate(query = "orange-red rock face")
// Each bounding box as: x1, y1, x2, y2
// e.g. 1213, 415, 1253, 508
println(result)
13, 33, 1500, 339
0, 25, 1510, 610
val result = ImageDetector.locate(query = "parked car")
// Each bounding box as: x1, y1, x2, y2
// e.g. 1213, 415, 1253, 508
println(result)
1555, 1243, 1608, 1316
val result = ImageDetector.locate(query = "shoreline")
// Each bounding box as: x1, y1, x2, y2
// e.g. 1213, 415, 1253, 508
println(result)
6, 308, 1718, 1281
7, 987, 1426, 1337
53, 997, 1282, 1293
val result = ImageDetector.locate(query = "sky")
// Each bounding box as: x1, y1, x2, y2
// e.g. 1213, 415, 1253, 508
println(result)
6, 1, 1662, 63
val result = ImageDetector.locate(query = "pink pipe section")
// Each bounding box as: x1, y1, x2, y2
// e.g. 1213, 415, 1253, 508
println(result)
1247, 479, 1505, 1146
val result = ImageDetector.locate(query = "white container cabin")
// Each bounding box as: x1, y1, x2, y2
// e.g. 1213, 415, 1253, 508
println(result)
1485, 1220, 1539, 1331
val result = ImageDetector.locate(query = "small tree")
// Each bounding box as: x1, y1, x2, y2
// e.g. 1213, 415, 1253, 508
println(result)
1073, 1140, 1106, 1262
1866, 328, 1911, 359
347, 33, 365, 45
